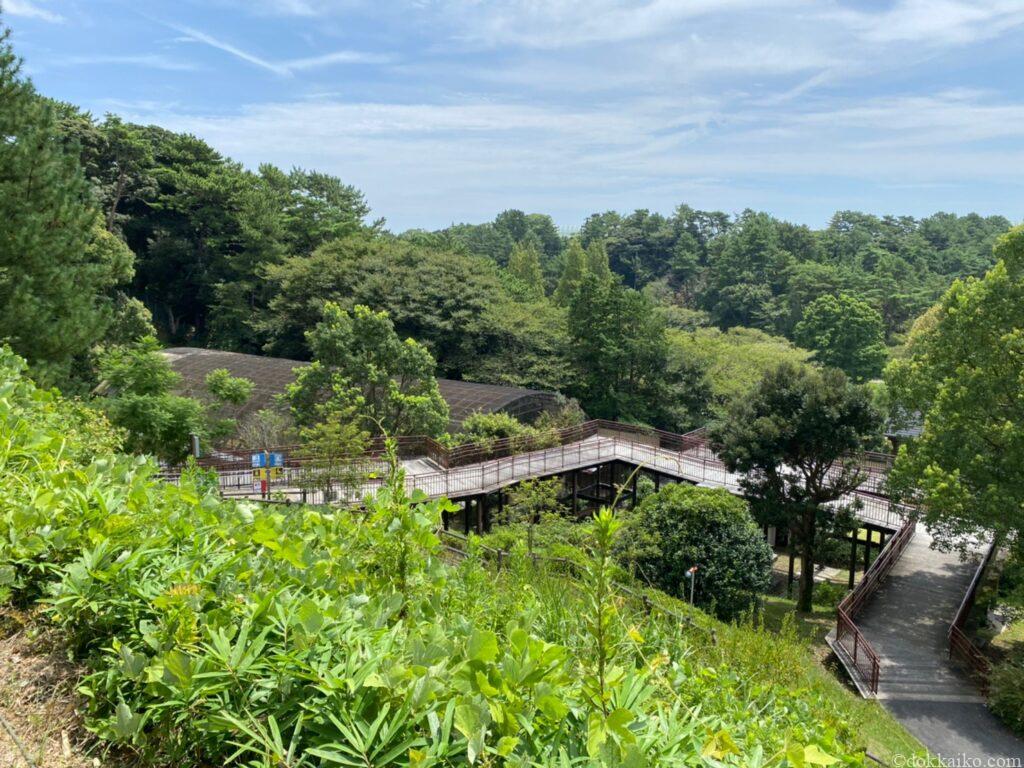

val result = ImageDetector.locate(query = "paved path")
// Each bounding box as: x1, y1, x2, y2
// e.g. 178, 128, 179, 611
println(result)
856, 525, 1023, 762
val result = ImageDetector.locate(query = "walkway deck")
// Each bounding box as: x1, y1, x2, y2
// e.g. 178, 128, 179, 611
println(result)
209, 433, 904, 530
855, 525, 1023, 761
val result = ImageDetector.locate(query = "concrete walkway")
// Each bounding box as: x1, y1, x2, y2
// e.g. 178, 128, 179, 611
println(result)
856, 525, 1023, 762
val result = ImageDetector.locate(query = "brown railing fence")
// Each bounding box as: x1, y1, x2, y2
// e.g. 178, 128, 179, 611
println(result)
834, 515, 917, 695
948, 538, 1000, 685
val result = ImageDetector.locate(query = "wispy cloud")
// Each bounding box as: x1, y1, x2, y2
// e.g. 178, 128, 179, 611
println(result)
4, 0, 64, 23
834, 0, 1024, 46
55, 54, 200, 72
170, 23, 386, 75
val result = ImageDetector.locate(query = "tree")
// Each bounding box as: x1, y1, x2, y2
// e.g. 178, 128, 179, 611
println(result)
613, 484, 772, 620
260, 236, 507, 375
711, 363, 881, 611
567, 276, 672, 425
886, 225, 1024, 546
461, 300, 573, 392
296, 404, 370, 503
795, 294, 887, 381
95, 116, 156, 232
499, 477, 565, 555
585, 239, 614, 283
507, 241, 545, 298
286, 303, 449, 437
258, 165, 376, 255
703, 211, 793, 331
554, 238, 590, 305
668, 326, 812, 415
0, 30, 133, 387
95, 338, 252, 461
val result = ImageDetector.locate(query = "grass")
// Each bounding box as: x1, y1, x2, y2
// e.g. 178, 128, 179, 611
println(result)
759, 594, 927, 764
761, 594, 836, 647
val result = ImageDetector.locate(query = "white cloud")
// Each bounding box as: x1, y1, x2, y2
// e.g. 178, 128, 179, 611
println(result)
834, 0, 1024, 46
4, 0, 64, 23
56, 54, 200, 72
170, 23, 385, 75
104, 85, 1024, 230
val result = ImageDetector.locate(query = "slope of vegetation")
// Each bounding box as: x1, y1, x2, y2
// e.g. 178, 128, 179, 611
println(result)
0, 349, 923, 765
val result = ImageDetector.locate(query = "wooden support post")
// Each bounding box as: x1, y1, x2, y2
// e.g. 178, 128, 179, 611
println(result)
630, 470, 638, 508
442, 510, 450, 531
654, 472, 661, 492
496, 489, 504, 525
478, 494, 487, 534
864, 526, 872, 571
848, 532, 857, 589
464, 498, 472, 535
571, 470, 578, 516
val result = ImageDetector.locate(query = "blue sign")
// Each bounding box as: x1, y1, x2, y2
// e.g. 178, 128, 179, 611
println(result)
251, 452, 284, 468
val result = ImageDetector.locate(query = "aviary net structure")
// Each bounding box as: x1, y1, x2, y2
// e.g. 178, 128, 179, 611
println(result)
162, 347, 560, 433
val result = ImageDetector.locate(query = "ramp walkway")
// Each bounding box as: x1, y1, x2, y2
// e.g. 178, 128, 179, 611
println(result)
853, 526, 1023, 761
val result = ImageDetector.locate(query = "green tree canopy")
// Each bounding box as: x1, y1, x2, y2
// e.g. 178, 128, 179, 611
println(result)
795, 294, 887, 382
554, 238, 590, 305
667, 326, 812, 415
613, 484, 773, 620
567, 276, 681, 426
260, 236, 506, 376
95, 337, 252, 462
0, 30, 133, 387
506, 240, 545, 299
711, 363, 881, 611
286, 303, 449, 437
886, 225, 1024, 545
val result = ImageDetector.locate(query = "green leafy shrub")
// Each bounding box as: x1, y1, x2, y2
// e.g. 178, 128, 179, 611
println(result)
989, 660, 1024, 734
613, 484, 773, 620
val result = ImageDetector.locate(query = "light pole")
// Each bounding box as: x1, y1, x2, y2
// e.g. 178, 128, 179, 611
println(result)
685, 565, 699, 605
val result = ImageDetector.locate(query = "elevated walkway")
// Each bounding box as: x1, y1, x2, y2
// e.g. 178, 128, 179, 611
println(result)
175, 423, 905, 531
851, 526, 1023, 760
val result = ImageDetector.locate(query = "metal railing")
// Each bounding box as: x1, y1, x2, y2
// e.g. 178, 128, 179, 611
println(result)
834, 516, 917, 694
163, 419, 905, 530
948, 538, 999, 684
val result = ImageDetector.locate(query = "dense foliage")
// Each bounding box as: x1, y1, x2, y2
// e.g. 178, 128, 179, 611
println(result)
712, 364, 881, 612
0, 347, 894, 766
96, 337, 254, 462
794, 295, 887, 382
286, 303, 449, 438
0, 30, 135, 389
613, 484, 773, 620
886, 225, 1024, 546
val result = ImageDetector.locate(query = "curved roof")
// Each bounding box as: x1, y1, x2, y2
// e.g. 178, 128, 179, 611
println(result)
162, 347, 558, 432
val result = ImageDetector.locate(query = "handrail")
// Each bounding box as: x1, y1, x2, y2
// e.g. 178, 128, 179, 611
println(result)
164, 418, 892, 483
948, 538, 1000, 682
834, 516, 917, 694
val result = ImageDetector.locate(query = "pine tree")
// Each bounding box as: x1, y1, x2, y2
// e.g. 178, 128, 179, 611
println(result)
0, 25, 131, 387
586, 239, 614, 283
554, 238, 590, 304
507, 241, 545, 298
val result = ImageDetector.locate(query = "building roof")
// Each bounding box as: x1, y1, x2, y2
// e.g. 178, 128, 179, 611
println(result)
162, 347, 558, 432
884, 409, 923, 441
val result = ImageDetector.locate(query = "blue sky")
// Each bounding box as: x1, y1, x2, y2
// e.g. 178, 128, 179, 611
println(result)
5, 0, 1024, 231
